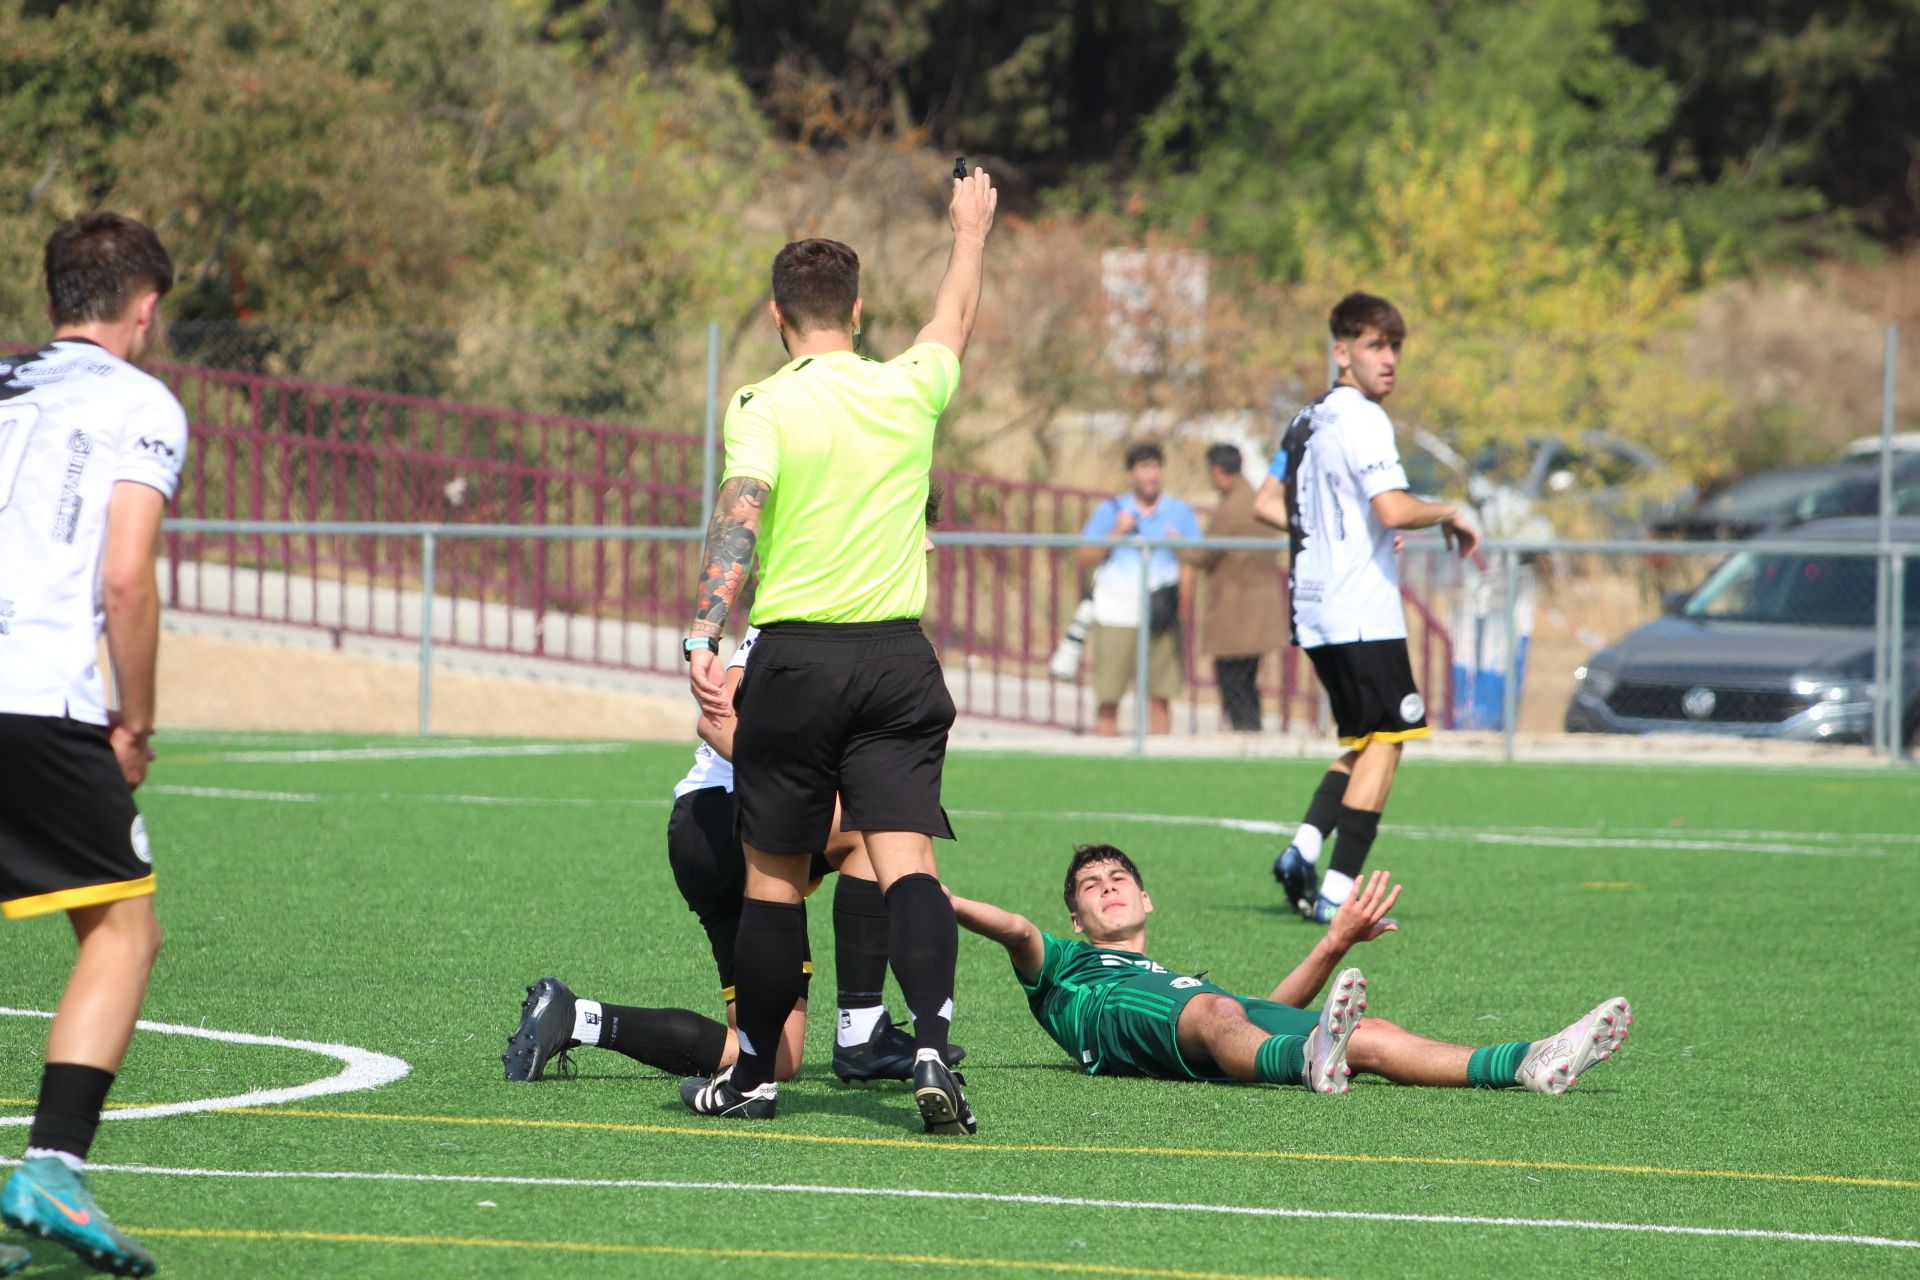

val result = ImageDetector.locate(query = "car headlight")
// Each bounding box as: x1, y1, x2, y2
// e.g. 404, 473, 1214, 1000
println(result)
1791, 679, 1876, 703
1574, 665, 1618, 699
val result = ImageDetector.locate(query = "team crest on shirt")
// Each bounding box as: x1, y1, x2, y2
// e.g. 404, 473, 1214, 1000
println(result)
1399, 694, 1425, 724
130, 815, 152, 865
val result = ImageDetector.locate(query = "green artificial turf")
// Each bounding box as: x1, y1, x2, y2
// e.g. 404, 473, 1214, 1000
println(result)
1, 735, 1915, 1278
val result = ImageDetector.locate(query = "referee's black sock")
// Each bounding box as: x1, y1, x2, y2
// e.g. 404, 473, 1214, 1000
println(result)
885, 873, 957, 1056
833, 873, 890, 1046
727, 899, 808, 1092
1321, 806, 1382, 906
26, 1063, 115, 1166
596, 1004, 729, 1078
1294, 769, 1351, 865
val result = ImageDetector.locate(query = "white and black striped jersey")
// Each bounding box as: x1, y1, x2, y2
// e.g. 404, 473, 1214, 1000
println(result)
1267, 384, 1410, 647
0, 339, 188, 725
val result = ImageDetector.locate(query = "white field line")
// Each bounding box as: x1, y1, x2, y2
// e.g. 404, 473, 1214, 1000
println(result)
141, 787, 1904, 858
6, 1161, 1912, 1251
206, 743, 630, 763
0, 1010, 409, 1124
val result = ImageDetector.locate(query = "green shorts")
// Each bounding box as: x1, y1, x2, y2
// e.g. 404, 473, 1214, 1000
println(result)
1091, 971, 1320, 1081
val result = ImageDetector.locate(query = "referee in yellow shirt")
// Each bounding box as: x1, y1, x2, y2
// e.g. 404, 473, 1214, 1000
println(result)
681, 168, 996, 1133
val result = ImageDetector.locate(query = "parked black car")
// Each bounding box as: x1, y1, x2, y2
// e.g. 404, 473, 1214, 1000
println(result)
1650, 460, 1920, 541
1566, 517, 1920, 746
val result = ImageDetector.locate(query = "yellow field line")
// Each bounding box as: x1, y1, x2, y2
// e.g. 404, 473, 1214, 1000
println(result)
210, 1105, 1920, 1191
122, 1225, 1312, 1278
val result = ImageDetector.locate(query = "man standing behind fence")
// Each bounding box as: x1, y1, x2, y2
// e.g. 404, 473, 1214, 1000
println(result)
1190, 443, 1284, 732
0, 212, 185, 1277
1252, 293, 1478, 924
1078, 443, 1200, 737
680, 169, 997, 1134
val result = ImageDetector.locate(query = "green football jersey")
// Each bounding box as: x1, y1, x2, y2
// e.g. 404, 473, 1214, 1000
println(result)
1020, 932, 1216, 1075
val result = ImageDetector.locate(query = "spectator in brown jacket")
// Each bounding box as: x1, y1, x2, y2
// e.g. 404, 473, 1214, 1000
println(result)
1191, 444, 1285, 732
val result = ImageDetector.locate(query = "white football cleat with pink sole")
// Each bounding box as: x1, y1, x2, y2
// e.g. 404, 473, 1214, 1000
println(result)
1518, 997, 1632, 1095
1305, 967, 1366, 1094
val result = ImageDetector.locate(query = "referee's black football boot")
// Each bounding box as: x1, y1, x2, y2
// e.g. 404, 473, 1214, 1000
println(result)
911, 1048, 977, 1135
832, 1012, 968, 1083
680, 1065, 778, 1119
1273, 844, 1320, 919
502, 976, 577, 1082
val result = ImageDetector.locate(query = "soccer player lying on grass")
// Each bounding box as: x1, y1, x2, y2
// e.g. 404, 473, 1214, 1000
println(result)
949, 845, 1631, 1094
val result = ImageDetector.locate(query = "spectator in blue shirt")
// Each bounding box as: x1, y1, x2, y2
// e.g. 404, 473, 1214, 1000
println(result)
1076, 443, 1201, 736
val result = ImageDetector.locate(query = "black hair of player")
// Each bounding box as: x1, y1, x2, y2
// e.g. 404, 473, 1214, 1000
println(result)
45, 211, 174, 326
772, 238, 860, 336
926, 479, 946, 528
1205, 443, 1243, 475
1329, 292, 1405, 344
1063, 843, 1145, 914
1124, 442, 1164, 470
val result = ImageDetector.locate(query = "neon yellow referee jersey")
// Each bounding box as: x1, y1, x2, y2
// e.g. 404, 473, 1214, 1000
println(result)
722, 342, 960, 624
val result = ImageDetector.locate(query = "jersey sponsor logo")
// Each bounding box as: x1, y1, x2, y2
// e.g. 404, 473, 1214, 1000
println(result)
1359, 458, 1397, 476
135, 435, 179, 462
0, 597, 13, 636
1400, 693, 1425, 724
738, 391, 755, 407
131, 814, 152, 865
51, 430, 92, 544
1097, 954, 1168, 974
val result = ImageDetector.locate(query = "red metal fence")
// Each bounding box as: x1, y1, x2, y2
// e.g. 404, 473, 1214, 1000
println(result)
45, 350, 1451, 734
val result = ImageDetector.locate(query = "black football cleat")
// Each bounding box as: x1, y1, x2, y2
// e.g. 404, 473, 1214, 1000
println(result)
911, 1048, 977, 1135
832, 1012, 967, 1083
681, 1066, 778, 1119
502, 976, 577, 1082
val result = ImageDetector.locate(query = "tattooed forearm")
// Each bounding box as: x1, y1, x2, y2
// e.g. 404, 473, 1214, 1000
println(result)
691, 476, 767, 635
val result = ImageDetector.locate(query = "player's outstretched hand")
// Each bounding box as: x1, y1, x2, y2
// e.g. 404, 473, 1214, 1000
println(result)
689, 648, 733, 719
949, 166, 998, 243
1326, 870, 1401, 949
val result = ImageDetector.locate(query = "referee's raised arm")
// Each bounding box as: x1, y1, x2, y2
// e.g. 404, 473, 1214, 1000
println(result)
915, 167, 998, 360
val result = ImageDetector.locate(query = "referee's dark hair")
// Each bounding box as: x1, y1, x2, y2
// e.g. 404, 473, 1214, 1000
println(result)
1123, 442, 1164, 471
1330, 291, 1405, 344
45, 211, 175, 326
772, 238, 860, 335
1063, 843, 1145, 914
1205, 443, 1243, 476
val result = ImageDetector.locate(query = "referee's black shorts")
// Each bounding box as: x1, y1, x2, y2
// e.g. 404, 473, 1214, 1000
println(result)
0, 713, 155, 920
732, 619, 956, 854
1305, 638, 1431, 749
667, 785, 832, 996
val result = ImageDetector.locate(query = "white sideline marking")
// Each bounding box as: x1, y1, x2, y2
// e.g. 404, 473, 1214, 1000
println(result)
207, 743, 629, 763
0, 1010, 410, 1124
8, 1161, 1914, 1251
140, 787, 1903, 857
150, 785, 321, 802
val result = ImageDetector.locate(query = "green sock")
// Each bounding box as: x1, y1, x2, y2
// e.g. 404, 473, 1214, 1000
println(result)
1254, 1034, 1308, 1085
1467, 1040, 1531, 1089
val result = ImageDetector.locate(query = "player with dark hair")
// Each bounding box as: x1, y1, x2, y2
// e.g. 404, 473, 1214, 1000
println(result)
681, 168, 996, 1132
0, 211, 186, 1277
951, 846, 1631, 1095
503, 492, 964, 1088
1252, 293, 1480, 922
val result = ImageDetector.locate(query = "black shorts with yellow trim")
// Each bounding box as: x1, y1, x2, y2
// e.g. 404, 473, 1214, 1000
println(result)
0, 713, 155, 921
1304, 638, 1431, 749
666, 785, 829, 1001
